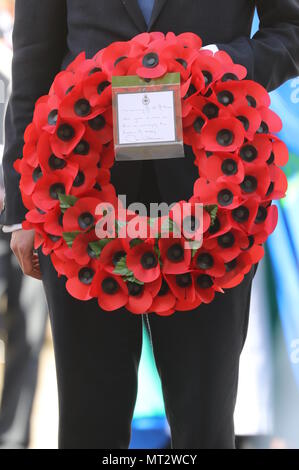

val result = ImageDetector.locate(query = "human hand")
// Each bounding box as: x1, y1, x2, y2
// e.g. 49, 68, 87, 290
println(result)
10, 229, 42, 280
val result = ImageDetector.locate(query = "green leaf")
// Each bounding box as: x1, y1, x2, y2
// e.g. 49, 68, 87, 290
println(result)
205, 204, 218, 225
59, 194, 78, 213
88, 238, 113, 257
113, 256, 129, 276
113, 256, 144, 285
62, 231, 81, 248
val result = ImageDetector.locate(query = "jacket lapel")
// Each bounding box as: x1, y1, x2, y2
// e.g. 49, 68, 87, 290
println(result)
120, 0, 148, 32
148, 0, 168, 30
120, 0, 169, 32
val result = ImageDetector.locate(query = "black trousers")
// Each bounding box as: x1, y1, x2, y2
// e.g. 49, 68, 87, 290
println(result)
38, 161, 258, 449
0, 232, 47, 448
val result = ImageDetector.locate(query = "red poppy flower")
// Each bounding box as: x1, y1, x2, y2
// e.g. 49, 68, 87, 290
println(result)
169, 200, 211, 239
33, 94, 61, 134
99, 238, 128, 274
50, 117, 85, 157
238, 134, 272, 166
59, 82, 106, 122
227, 198, 259, 233
84, 109, 113, 145
66, 260, 98, 301
263, 164, 288, 201
240, 164, 271, 200
200, 117, 245, 152
63, 197, 103, 233
37, 132, 79, 178
44, 203, 64, 237
131, 40, 169, 79
257, 106, 282, 134
249, 203, 278, 236
194, 177, 242, 209
183, 109, 207, 148
191, 53, 223, 92
159, 235, 191, 274
160, 43, 199, 81
204, 227, 249, 262
90, 270, 128, 311
71, 230, 101, 265
14, 158, 41, 196
22, 123, 39, 167
52, 70, 77, 100
126, 241, 160, 283
165, 272, 196, 303
192, 247, 226, 277
149, 277, 176, 314
196, 151, 245, 184
82, 71, 111, 108
125, 277, 161, 314
32, 171, 74, 211
213, 79, 270, 110
270, 137, 289, 166
214, 50, 247, 81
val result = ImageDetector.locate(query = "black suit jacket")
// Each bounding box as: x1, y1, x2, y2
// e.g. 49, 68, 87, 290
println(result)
1, 0, 299, 225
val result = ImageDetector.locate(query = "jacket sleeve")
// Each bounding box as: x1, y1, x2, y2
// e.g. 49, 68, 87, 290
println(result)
0, 0, 67, 226
216, 0, 299, 91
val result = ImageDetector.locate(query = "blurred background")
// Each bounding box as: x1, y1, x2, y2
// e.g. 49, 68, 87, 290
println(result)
0, 0, 299, 449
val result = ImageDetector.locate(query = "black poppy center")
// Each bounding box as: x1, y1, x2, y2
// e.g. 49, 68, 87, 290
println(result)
218, 231, 235, 248
225, 258, 237, 272
142, 52, 159, 68
246, 95, 257, 107
217, 189, 233, 206
114, 56, 127, 67
78, 212, 94, 230
141, 251, 157, 270
203, 103, 219, 119
196, 252, 214, 270
176, 273, 192, 288
78, 267, 95, 285
49, 154, 66, 170
193, 116, 205, 134
101, 277, 119, 294
217, 90, 234, 106
197, 274, 213, 289
256, 121, 269, 134
240, 145, 258, 162
97, 80, 110, 95
32, 166, 42, 182
221, 158, 238, 175
48, 109, 58, 126
167, 243, 184, 263
266, 152, 275, 165
49, 183, 65, 200
73, 171, 85, 187
255, 206, 267, 224
237, 115, 250, 131
74, 99, 91, 117
57, 124, 75, 141
216, 129, 234, 146
240, 175, 257, 193
158, 279, 169, 296
202, 70, 212, 86
175, 58, 188, 69
232, 206, 250, 223
127, 282, 144, 297
88, 115, 106, 130
74, 140, 90, 155
221, 73, 238, 82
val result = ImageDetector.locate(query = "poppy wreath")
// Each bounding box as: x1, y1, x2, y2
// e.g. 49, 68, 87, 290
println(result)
15, 32, 288, 315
